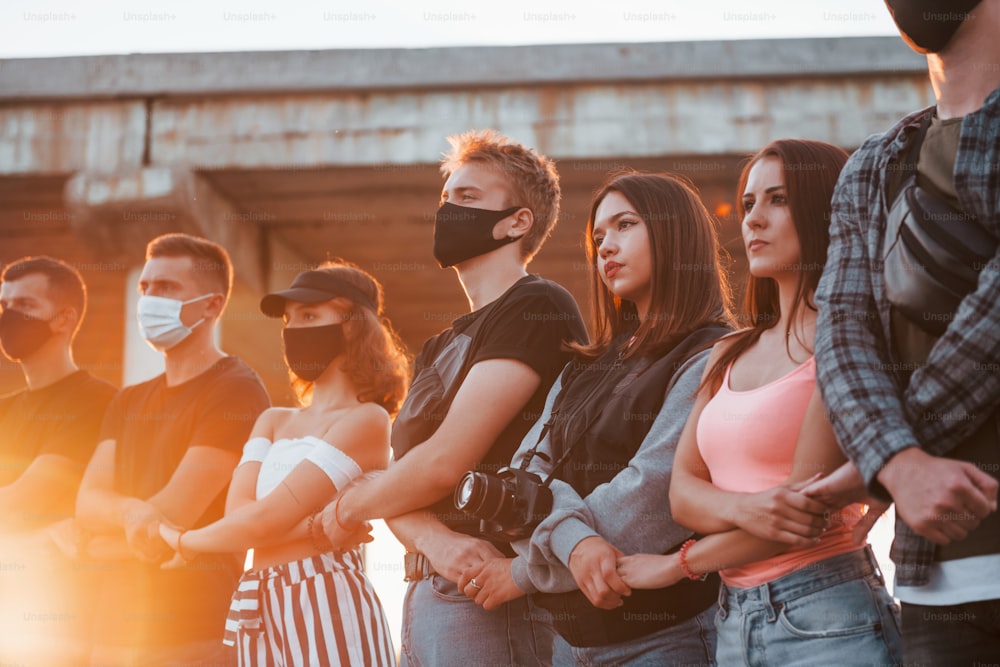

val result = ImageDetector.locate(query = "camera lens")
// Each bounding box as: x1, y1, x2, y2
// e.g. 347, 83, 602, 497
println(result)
453, 471, 507, 521
455, 474, 476, 508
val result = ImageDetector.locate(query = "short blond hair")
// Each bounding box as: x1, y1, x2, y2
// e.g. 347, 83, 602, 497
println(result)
441, 129, 561, 262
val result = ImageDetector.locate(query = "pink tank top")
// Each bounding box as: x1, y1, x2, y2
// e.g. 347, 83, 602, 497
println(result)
696, 356, 863, 587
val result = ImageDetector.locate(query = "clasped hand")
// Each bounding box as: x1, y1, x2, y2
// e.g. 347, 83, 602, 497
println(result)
121, 498, 173, 564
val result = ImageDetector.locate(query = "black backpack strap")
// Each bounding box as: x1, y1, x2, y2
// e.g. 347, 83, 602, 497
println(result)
886, 114, 933, 208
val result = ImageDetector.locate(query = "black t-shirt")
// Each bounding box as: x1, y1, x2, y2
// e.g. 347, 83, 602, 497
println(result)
391, 274, 587, 538
94, 355, 270, 648
0, 370, 116, 524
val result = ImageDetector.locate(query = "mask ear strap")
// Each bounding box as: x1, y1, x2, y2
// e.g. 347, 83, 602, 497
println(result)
183, 293, 222, 330
184, 292, 221, 306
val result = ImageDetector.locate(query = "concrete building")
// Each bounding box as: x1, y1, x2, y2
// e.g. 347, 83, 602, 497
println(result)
0, 37, 928, 398
0, 37, 930, 657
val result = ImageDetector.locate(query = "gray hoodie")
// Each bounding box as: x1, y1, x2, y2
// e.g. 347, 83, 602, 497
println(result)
508, 349, 710, 594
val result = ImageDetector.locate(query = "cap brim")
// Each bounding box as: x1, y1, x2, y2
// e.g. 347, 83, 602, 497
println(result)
259, 287, 337, 317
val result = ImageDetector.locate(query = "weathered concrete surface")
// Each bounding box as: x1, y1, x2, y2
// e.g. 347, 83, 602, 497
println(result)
0, 102, 146, 175
0, 38, 931, 176
148, 76, 931, 170
0, 37, 933, 395
64, 167, 267, 291
0, 38, 925, 100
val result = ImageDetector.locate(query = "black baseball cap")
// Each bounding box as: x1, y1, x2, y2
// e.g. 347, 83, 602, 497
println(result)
260, 270, 377, 317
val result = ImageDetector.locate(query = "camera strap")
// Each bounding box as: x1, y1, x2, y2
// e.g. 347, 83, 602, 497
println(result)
523, 325, 725, 488
519, 340, 634, 487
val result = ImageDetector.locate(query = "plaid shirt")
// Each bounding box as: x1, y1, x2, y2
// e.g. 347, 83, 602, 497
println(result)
815, 85, 1000, 586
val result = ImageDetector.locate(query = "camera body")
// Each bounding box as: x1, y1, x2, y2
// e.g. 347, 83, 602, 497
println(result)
453, 466, 553, 541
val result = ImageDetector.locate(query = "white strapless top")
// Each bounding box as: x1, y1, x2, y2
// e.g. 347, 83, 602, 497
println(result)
238, 435, 363, 499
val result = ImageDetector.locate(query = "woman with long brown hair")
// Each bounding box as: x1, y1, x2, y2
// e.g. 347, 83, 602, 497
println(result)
458, 171, 733, 665
618, 139, 902, 666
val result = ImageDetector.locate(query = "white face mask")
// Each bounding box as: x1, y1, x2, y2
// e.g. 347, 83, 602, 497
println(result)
136, 293, 215, 351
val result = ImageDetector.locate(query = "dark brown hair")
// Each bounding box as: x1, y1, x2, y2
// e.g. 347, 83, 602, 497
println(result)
290, 260, 411, 416
146, 233, 233, 301
702, 139, 850, 393
570, 171, 733, 360
1, 256, 87, 338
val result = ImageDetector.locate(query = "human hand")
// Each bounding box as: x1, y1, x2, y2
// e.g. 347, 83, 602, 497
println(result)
157, 522, 192, 569
47, 518, 84, 560
458, 557, 524, 610
616, 553, 683, 590
121, 498, 171, 563
734, 475, 828, 545
318, 491, 373, 552
878, 448, 997, 544
158, 522, 182, 551
802, 462, 870, 509
568, 536, 631, 610
417, 531, 504, 583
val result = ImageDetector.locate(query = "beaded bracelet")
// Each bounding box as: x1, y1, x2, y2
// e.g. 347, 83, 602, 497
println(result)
679, 538, 707, 581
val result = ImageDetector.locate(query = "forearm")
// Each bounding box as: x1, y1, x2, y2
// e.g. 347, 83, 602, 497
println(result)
338, 461, 454, 524
84, 534, 133, 561
0, 487, 59, 531
385, 511, 453, 553
182, 501, 308, 555
684, 528, 789, 576
814, 171, 921, 494
76, 488, 138, 534
669, 472, 744, 534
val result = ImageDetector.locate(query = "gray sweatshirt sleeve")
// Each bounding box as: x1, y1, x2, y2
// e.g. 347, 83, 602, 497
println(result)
510, 350, 710, 594
506, 371, 580, 594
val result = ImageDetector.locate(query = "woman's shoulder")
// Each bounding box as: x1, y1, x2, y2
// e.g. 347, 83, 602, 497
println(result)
251, 406, 297, 440
317, 402, 390, 443
696, 328, 751, 369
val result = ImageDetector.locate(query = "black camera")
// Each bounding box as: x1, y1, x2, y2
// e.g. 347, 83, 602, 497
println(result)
453, 466, 553, 541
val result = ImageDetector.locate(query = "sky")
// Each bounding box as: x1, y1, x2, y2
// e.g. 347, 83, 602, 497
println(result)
1, 0, 900, 59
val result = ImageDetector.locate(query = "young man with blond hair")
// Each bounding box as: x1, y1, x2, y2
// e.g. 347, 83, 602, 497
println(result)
321, 129, 587, 665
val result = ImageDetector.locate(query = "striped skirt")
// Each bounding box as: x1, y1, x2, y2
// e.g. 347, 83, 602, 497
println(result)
223, 550, 396, 666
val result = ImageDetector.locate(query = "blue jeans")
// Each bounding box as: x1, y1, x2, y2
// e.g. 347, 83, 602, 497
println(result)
399, 573, 555, 667
552, 604, 717, 667
715, 547, 902, 667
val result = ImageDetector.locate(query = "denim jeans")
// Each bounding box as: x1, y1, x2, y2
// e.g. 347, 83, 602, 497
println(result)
715, 547, 902, 667
551, 604, 717, 667
902, 599, 1000, 665
399, 573, 556, 667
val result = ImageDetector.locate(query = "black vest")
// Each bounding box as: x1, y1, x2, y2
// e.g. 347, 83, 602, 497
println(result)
532, 325, 728, 647
548, 326, 725, 496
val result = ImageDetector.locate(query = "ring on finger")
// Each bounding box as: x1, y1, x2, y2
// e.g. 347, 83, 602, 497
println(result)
469, 578, 483, 591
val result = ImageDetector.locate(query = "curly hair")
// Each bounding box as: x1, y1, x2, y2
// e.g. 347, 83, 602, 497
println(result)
290, 261, 411, 415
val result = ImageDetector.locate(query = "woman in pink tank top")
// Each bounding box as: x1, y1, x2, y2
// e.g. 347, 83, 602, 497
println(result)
618, 140, 902, 666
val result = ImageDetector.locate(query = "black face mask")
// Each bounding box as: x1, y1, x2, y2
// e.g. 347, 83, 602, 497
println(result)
282, 322, 346, 382
884, 0, 981, 53
433, 202, 524, 268
0, 309, 55, 361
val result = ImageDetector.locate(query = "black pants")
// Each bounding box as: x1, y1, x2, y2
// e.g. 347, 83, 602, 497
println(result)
902, 599, 1000, 666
